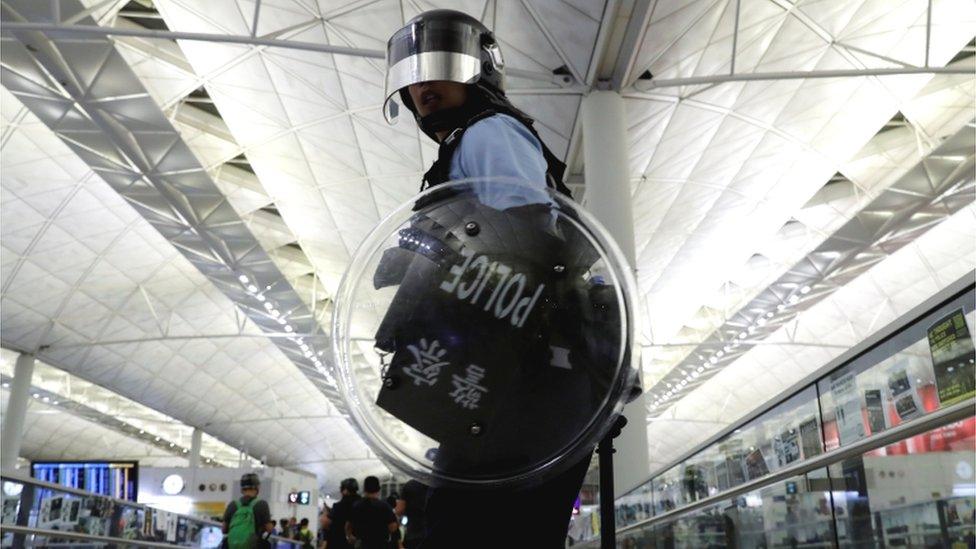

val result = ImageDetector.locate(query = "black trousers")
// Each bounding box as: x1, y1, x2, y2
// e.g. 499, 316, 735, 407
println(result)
420, 453, 591, 549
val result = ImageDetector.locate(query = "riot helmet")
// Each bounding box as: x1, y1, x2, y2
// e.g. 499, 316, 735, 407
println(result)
383, 9, 504, 124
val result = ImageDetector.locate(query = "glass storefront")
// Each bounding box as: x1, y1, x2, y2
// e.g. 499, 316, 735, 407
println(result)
572, 282, 975, 548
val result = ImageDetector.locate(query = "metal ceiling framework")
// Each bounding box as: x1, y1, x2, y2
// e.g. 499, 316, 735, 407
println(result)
1, 373, 235, 464
1, 386, 196, 467
0, 0, 973, 483
645, 119, 975, 414
0, 348, 247, 466
0, 0, 339, 407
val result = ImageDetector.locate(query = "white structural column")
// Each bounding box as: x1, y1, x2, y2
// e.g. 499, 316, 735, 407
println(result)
1, 353, 36, 470
581, 91, 651, 496
189, 427, 203, 469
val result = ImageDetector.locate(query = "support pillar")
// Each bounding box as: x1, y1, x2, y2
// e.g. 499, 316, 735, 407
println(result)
581, 91, 651, 497
1, 353, 35, 470
189, 427, 202, 469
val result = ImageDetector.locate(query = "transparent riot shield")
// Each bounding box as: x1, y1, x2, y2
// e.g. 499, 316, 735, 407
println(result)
332, 179, 638, 488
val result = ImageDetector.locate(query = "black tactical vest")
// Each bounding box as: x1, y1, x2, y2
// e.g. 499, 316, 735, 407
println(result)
420, 108, 574, 199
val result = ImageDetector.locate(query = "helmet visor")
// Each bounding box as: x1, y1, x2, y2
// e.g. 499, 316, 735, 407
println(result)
384, 18, 484, 123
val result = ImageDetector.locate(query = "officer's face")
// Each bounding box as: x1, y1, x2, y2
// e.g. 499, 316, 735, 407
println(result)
408, 81, 467, 118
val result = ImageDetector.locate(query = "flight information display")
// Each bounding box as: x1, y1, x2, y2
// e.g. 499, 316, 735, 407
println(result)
31, 461, 139, 501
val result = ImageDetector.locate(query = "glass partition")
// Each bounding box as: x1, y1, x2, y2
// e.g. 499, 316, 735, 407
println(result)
0, 475, 297, 548
819, 307, 975, 452
614, 469, 835, 548
597, 283, 975, 547
830, 420, 976, 547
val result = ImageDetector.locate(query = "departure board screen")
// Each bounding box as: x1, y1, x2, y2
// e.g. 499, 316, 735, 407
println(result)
31, 461, 139, 501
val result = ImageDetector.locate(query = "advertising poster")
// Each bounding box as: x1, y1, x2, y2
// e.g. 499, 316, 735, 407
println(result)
745, 448, 770, 480
887, 366, 922, 421
775, 427, 801, 466
798, 417, 822, 458
725, 452, 747, 487
864, 389, 887, 434
927, 308, 976, 406
830, 371, 866, 445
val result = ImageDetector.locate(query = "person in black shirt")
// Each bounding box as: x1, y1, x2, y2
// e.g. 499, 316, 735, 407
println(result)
326, 478, 360, 549
395, 480, 427, 549
347, 476, 397, 549
221, 473, 272, 549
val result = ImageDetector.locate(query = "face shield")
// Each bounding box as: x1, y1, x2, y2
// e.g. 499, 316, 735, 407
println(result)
383, 16, 490, 124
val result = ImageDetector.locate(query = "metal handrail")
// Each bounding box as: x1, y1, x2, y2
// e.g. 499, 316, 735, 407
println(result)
635, 277, 973, 485
0, 523, 199, 548
0, 472, 302, 546
612, 397, 975, 536
0, 524, 298, 547
0, 470, 221, 528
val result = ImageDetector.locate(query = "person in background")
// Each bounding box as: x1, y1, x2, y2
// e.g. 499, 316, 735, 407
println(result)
326, 478, 360, 549
395, 480, 428, 549
288, 517, 298, 539
276, 519, 292, 549
317, 509, 331, 549
221, 473, 272, 549
384, 493, 401, 549
346, 477, 397, 549
296, 518, 314, 549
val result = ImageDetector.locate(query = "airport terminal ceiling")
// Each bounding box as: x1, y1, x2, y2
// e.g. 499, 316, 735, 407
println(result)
0, 0, 974, 486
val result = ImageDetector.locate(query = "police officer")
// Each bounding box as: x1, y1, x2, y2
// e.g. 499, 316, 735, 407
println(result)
382, 10, 591, 548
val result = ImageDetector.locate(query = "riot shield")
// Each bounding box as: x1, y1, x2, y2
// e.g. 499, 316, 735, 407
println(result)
331, 179, 638, 488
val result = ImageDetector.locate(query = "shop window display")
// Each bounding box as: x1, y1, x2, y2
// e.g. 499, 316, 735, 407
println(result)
830, 420, 976, 547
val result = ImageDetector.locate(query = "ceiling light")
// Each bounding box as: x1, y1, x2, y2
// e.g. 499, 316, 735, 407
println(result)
270, 309, 280, 318
256, 294, 266, 302
284, 325, 293, 332
697, 366, 704, 373
155, 437, 161, 442
709, 357, 718, 364
1, 382, 9, 388
777, 304, 786, 311
238, 275, 249, 284
800, 285, 811, 294
139, 430, 144, 434
247, 285, 258, 293
42, 397, 50, 403
264, 302, 273, 311
32, 393, 39, 398
277, 318, 286, 325
52, 401, 59, 405
738, 332, 747, 339
716, 351, 724, 358
765, 312, 774, 318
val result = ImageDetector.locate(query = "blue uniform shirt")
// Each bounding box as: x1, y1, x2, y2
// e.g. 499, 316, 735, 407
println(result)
448, 113, 553, 209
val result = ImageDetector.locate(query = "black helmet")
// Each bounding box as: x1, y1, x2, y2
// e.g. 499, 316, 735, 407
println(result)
340, 478, 358, 493
240, 473, 260, 490
383, 9, 504, 123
